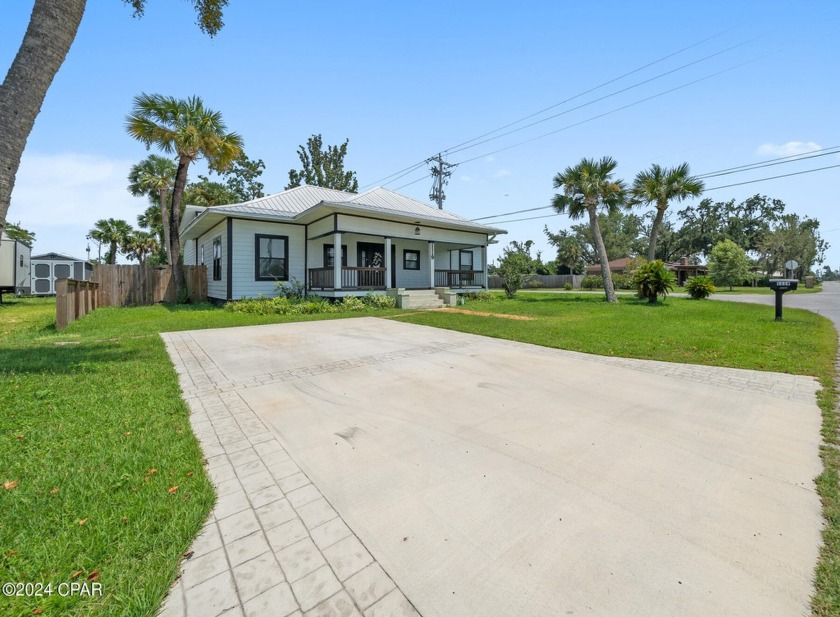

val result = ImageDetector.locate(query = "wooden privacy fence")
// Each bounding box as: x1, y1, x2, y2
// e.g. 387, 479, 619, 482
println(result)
91, 264, 207, 307
55, 279, 99, 329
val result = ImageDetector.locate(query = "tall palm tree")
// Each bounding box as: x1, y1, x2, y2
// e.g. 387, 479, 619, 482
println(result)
552, 157, 627, 303
126, 94, 243, 299
89, 218, 133, 265
128, 154, 176, 262
630, 163, 704, 261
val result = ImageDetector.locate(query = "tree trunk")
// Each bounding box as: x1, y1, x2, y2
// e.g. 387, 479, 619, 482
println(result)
169, 156, 191, 301
588, 204, 617, 303
0, 0, 86, 231
159, 187, 171, 263
647, 203, 667, 261
109, 240, 117, 264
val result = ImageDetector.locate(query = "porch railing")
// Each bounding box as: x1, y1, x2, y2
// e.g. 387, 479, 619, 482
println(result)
308, 268, 334, 289
308, 267, 386, 290
435, 269, 485, 288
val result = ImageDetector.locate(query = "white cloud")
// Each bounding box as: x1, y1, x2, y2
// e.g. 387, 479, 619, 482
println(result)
493, 168, 511, 178
484, 156, 495, 163
460, 175, 473, 182
756, 141, 822, 157
8, 152, 148, 259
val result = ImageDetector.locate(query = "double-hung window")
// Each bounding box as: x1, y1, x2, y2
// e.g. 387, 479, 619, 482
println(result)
324, 244, 347, 268
255, 234, 289, 281
403, 249, 420, 270
459, 249, 474, 270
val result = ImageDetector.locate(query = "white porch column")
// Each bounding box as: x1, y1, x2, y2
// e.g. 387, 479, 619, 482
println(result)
333, 231, 342, 290
482, 245, 488, 289
385, 237, 392, 290
429, 241, 435, 288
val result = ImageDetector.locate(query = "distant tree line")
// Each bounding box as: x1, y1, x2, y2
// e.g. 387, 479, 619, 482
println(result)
494, 156, 827, 303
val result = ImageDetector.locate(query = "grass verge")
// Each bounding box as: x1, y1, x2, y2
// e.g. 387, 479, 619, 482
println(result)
0, 298, 399, 617
397, 292, 839, 615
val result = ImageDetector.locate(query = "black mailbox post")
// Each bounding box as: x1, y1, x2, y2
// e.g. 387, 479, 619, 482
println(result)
768, 279, 798, 321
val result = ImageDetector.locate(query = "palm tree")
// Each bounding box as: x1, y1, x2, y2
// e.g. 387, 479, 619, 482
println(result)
630, 163, 704, 261
124, 231, 159, 266
128, 154, 176, 262
0, 0, 228, 237
552, 157, 627, 303
126, 94, 243, 299
89, 218, 133, 264
137, 203, 164, 260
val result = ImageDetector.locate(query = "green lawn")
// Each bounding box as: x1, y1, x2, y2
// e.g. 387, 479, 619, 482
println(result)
0, 298, 399, 617
397, 292, 840, 616
403, 292, 833, 374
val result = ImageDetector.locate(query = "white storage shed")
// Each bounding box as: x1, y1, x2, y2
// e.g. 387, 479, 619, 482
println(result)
31, 252, 93, 296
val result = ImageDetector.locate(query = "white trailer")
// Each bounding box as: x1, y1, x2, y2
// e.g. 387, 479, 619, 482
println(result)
0, 231, 32, 299
31, 252, 92, 296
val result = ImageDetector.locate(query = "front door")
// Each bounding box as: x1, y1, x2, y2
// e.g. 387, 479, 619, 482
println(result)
357, 242, 385, 288
357, 242, 384, 268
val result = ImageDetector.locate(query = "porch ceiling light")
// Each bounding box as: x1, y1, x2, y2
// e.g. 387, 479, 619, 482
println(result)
414, 226, 420, 236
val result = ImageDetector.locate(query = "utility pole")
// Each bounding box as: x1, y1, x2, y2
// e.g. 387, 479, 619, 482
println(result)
427, 153, 455, 209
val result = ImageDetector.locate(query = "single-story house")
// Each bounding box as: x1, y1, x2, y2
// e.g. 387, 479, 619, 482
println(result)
0, 231, 31, 296
31, 252, 93, 295
179, 185, 506, 304
585, 256, 707, 286
666, 257, 708, 286
584, 257, 633, 275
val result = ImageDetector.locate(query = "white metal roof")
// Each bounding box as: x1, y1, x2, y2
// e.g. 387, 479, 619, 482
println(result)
212, 185, 356, 217
181, 184, 506, 238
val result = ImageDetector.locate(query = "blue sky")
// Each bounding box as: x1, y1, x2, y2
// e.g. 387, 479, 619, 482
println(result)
2, 1, 839, 267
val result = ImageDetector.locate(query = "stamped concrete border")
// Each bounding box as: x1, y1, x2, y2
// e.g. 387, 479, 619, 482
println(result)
157, 332, 420, 617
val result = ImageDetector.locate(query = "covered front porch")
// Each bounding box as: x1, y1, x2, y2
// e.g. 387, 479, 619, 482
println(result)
305, 231, 488, 295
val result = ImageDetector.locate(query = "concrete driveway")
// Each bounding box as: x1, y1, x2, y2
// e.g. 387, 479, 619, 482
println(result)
162, 317, 824, 617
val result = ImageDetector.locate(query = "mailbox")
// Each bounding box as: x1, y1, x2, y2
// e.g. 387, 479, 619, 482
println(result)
768, 279, 798, 320
768, 279, 798, 292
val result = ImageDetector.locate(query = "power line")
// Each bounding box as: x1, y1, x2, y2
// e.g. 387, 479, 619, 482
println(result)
360, 27, 746, 191
456, 57, 760, 166
441, 27, 742, 156
488, 213, 562, 225
473, 205, 554, 221
697, 146, 840, 179
396, 57, 761, 195
394, 174, 431, 191
473, 146, 840, 223
479, 163, 840, 227
444, 40, 751, 158
704, 162, 840, 191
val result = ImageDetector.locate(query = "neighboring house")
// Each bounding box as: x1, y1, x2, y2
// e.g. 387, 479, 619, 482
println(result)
585, 256, 707, 286
584, 257, 633, 275
179, 185, 506, 303
0, 231, 31, 296
31, 252, 93, 296
666, 256, 708, 286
